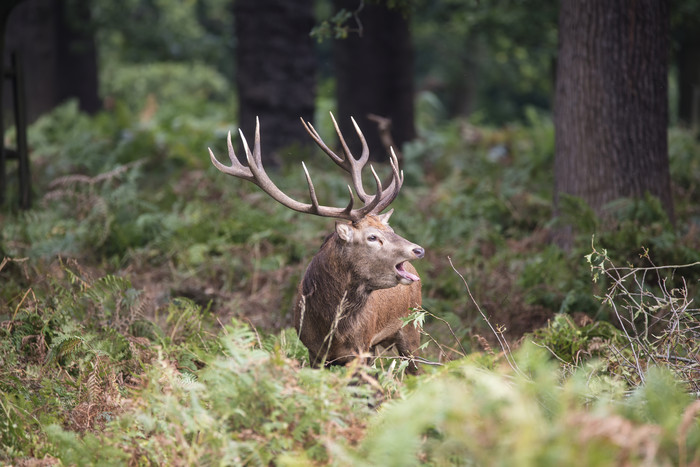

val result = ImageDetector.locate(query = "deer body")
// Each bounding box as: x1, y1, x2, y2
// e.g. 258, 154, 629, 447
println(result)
209, 113, 425, 372
295, 215, 423, 370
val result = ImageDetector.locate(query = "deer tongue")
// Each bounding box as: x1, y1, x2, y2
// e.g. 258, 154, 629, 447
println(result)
396, 261, 420, 282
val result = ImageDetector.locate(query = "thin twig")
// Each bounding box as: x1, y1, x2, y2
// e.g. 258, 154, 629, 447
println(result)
448, 256, 524, 377
419, 308, 467, 356
589, 243, 700, 387
242, 317, 263, 349
319, 291, 349, 367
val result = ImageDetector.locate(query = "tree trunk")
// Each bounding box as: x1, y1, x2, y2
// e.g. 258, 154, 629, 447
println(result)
54, 0, 100, 114
4, 0, 99, 123
554, 0, 673, 235
233, 0, 316, 165
676, 36, 700, 130
333, 0, 415, 161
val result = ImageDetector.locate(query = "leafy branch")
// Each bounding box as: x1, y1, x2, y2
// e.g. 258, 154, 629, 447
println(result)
586, 240, 700, 390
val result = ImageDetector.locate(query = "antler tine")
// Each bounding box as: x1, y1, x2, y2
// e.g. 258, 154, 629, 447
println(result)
208, 130, 255, 182
300, 117, 343, 165
389, 146, 404, 187
344, 113, 369, 203
354, 164, 384, 217
302, 162, 356, 217
252, 116, 263, 167
299, 115, 406, 218
347, 115, 370, 165
301, 161, 320, 209
370, 147, 404, 215
301, 113, 373, 204
239, 122, 315, 213
333, 113, 372, 202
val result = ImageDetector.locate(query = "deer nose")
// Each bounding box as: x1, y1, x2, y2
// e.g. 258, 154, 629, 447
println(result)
412, 247, 425, 259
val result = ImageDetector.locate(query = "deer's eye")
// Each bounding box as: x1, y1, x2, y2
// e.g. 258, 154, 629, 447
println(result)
367, 235, 378, 242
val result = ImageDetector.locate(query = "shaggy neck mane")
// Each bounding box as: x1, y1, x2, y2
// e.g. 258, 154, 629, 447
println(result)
300, 233, 371, 335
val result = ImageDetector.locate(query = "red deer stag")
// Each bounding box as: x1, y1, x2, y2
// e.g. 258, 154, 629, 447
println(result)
208, 114, 424, 372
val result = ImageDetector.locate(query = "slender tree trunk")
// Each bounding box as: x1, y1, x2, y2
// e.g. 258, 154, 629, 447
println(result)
333, 0, 415, 161
554, 0, 673, 237
677, 37, 700, 130
233, 0, 316, 165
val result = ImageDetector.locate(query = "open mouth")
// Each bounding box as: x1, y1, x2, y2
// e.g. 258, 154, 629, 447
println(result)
395, 261, 420, 283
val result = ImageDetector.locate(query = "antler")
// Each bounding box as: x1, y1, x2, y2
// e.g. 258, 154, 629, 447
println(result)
300, 112, 404, 213
208, 114, 404, 222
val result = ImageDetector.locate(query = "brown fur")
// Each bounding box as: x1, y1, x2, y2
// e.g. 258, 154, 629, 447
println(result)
293, 214, 423, 373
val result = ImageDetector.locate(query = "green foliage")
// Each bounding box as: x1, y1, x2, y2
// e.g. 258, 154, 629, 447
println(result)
1, 393, 37, 460
311, 7, 355, 41
338, 345, 699, 466
413, 0, 558, 123
669, 128, 700, 226
91, 0, 233, 76
581, 244, 700, 390
312, 0, 416, 42
531, 314, 624, 365
518, 245, 593, 312
3, 34, 700, 464
101, 61, 232, 114
44, 321, 376, 465
3, 92, 225, 259
0, 260, 230, 463
44, 424, 129, 467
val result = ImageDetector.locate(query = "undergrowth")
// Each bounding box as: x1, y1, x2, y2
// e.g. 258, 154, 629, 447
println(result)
2, 71, 700, 464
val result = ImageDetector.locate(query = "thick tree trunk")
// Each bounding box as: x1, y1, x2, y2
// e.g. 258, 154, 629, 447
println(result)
554, 0, 673, 233
233, 0, 316, 165
4, 0, 99, 123
54, 0, 100, 114
333, 0, 415, 161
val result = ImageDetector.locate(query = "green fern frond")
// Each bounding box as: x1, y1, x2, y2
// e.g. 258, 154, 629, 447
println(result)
83, 275, 132, 304
130, 319, 163, 342
166, 298, 203, 342
63, 264, 90, 292
176, 372, 198, 390
87, 367, 100, 402
45, 335, 85, 366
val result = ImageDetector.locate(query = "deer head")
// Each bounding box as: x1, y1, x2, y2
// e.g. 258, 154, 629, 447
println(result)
334, 212, 424, 290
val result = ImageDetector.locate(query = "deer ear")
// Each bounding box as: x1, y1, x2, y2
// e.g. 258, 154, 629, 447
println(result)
335, 222, 354, 242
377, 209, 394, 225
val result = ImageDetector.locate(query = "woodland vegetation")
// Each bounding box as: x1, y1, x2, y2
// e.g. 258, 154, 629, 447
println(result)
1, 0, 700, 465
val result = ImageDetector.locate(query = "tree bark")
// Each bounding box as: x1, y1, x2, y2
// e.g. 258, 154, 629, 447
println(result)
3, 0, 99, 123
554, 0, 674, 234
233, 0, 316, 165
333, 0, 415, 161
55, 0, 100, 114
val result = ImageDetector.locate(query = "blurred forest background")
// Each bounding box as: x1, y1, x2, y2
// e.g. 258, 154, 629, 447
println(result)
2, 0, 700, 465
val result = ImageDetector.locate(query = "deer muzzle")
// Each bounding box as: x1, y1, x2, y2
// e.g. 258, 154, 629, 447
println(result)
395, 246, 424, 284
